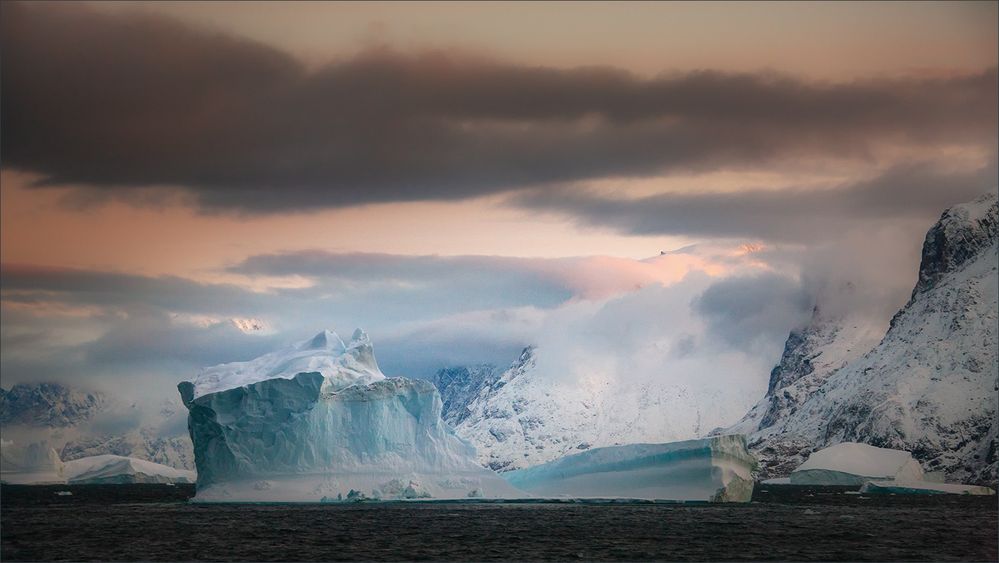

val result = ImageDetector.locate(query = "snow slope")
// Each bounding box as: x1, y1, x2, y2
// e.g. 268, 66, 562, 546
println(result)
179, 329, 525, 501
443, 347, 744, 472
503, 435, 756, 502
64, 454, 196, 484
725, 192, 999, 484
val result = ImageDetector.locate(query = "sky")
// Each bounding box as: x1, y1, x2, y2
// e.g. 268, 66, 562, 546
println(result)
1, 1, 997, 416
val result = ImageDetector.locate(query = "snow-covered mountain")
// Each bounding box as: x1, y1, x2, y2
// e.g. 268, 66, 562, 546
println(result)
726, 192, 998, 485
433, 364, 502, 426
438, 347, 743, 472
179, 329, 524, 501
0, 382, 195, 470
723, 305, 886, 477
0, 383, 107, 427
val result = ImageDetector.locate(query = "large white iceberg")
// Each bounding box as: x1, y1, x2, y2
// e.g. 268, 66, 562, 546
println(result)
790, 443, 924, 485
503, 435, 757, 502
64, 455, 196, 484
179, 329, 525, 502
0, 439, 64, 484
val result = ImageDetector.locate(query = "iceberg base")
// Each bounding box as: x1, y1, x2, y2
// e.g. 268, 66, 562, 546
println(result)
192, 470, 525, 502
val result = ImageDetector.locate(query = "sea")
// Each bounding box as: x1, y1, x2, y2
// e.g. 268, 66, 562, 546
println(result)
1, 483, 996, 561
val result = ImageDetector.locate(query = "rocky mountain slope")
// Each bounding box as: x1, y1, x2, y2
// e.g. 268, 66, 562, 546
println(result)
0, 383, 107, 427
437, 347, 740, 472
726, 192, 998, 484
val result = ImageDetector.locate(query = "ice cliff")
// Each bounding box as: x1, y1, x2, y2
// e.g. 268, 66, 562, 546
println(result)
179, 329, 524, 501
503, 435, 756, 502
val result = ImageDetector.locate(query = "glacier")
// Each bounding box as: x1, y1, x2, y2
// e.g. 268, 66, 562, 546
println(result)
789, 442, 924, 485
179, 329, 525, 502
503, 435, 756, 502
64, 454, 196, 484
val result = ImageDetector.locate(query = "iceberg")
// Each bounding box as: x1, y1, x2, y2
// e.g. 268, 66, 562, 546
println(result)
179, 329, 525, 502
503, 435, 757, 502
859, 480, 995, 496
64, 455, 196, 484
790, 443, 924, 486
0, 439, 64, 484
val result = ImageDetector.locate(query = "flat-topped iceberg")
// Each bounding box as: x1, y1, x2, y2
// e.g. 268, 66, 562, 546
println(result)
503, 435, 757, 502
64, 455, 196, 484
790, 443, 924, 485
859, 480, 995, 496
179, 329, 525, 502
0, 440, 64, 484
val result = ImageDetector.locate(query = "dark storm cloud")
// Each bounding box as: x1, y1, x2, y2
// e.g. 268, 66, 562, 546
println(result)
0, 254, 573, 323
2, 2, 995, 213
513, 160, 998, 242
0, 264, 269, 316
232, 251, 537, 278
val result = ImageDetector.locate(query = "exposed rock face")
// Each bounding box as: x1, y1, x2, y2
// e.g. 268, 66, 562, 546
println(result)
725, 193, 999, 485
433, 364, 502, 426
723, 305, 885, 478
913, 193, 998, 296
0, 383, 106, 427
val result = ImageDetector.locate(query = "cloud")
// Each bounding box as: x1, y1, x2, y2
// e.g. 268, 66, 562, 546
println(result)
694, 273, 812, 352
0, 264, 271, 316
2, 2, 995, 213
512, 160, 997, 242
0, 245, 771, 388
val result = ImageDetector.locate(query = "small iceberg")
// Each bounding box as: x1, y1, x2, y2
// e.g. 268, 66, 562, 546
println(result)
64, 455, 196, 484
790, 443, 923, 486
503, 435, 757, 502
0, 440, 65, 485
860, 480, 995, 496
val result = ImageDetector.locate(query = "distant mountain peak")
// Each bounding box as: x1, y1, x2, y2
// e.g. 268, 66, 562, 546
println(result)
0, 382, 107, 428
914, 191, 997, 296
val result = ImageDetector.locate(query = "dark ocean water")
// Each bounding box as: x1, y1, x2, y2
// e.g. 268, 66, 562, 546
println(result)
1, 483, 996, 562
